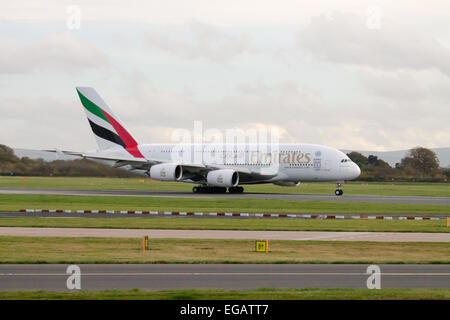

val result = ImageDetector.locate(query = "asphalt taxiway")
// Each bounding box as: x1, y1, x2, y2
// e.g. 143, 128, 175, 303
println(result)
1, 187, 449, 205
1, 227, 449, 242
0, 264, 448, 290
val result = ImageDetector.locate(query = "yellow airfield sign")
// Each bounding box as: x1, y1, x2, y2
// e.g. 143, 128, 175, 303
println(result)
255, 240, 269, 253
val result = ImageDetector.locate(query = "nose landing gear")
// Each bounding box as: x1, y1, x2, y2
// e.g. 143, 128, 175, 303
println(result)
335, 182, 344, 196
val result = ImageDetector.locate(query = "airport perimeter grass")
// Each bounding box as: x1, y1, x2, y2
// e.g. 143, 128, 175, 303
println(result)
1, 288, 449, 300
1, 217, 449, 233
0, 236, 448, 264
0, 194, 448, 215
1, 177, 449, 197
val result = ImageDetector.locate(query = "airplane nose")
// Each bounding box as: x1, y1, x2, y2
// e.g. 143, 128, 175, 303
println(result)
353, 163, 361, 178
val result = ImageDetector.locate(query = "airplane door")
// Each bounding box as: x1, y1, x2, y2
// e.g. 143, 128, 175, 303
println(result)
324, 160, 330, 171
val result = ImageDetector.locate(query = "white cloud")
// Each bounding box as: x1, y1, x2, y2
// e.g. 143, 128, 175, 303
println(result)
0, 96, 96, 150
1, 73, 449, 152
144, 21, 252, 63
359, 70, 427, 101
111, 72, 328, 128
1, 2, 449, 152
3, 1, 450, 27
98, 74, 450, 150
297, 12, 450, 77
0, 32, 109, 74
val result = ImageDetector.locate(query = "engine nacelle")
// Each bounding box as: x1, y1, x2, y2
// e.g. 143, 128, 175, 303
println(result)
149, 163, 183, 181
273, 181, 300, 187
207, 169, 239, 187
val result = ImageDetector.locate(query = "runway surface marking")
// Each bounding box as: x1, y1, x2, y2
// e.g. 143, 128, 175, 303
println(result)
0, 227, 449, 242
1, 187, 449, 205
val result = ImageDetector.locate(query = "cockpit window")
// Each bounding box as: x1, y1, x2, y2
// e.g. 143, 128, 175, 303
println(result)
341, 159, 351, 163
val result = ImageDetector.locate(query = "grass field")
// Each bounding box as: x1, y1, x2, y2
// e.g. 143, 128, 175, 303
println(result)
0, 194, 449, 215
1, 288, 449, 300
0, 179, 448, 233
1, 177, 449, 197
1, 217, 448, 233
0, 236, 448, 264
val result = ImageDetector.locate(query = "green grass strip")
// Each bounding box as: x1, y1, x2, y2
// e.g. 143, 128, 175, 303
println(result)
1, 177, 449, 197
0, 288, 449, 300
0, 237, 448, 264
0, 217, 449, 233
0, 194, 448, 215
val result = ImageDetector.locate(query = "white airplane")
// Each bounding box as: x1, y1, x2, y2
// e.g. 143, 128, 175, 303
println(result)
50, 87, 360, 195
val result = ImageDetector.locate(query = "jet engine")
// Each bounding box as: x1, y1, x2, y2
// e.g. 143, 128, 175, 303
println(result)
149, 163, 183, 181
207, 169, 239, 187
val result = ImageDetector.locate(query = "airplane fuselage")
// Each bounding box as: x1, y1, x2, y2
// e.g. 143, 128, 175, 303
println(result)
93, 143, 361, 184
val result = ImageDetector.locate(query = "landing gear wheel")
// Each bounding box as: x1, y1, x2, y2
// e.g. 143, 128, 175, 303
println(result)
334, 182, 344, 196
229, 186, 244, 193
212, 187, 227, 193
193, 186, 227, 193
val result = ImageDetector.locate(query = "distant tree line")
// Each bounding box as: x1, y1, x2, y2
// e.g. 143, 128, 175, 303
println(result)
0, 144, 139, 177
347, 146, 449, 182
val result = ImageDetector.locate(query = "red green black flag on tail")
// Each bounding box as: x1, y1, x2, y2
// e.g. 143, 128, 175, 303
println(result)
76, 87, 144, 158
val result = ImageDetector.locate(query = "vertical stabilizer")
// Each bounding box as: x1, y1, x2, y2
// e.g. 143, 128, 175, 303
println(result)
75, 87, 144, 158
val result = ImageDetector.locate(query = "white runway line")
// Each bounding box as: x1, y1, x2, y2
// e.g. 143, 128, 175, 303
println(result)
2, 272, 449, 277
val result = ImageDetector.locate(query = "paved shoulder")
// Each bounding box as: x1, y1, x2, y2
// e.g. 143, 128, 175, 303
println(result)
0, 227, 449, 242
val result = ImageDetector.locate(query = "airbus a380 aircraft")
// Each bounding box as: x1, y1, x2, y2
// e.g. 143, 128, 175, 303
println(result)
51, 87, 361, 195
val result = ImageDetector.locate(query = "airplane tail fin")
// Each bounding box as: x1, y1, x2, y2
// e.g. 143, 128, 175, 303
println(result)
75, 87, 144, 158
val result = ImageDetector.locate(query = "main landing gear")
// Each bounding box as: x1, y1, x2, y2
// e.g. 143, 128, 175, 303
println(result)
228, 186, 244, 194
335, 182, 344, 196
192, 186, 244, 194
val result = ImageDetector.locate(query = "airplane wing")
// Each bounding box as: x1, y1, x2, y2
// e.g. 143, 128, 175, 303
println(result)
43, 149, 152, 171
204, 164, 277, 183
42, 149, 208, 173
175, 163, 277, 184
43, 149, 277, 182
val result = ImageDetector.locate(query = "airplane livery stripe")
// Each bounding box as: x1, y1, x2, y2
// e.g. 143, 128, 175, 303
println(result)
77, 90, 110, 123
100, 109, 138, 147
100, 109, 145, 158
87, 119, 126, 149
85, 110, 116, 134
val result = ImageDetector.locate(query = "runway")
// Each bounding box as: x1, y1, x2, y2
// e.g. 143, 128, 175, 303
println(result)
1, 187, 449, 205
0, 264, 448, 290
1, 227, 449, 242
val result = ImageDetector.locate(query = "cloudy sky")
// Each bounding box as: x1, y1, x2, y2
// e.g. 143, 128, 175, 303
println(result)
1, 0, 449, 152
